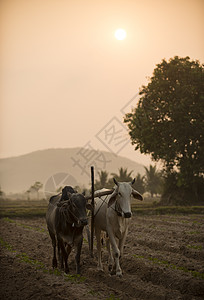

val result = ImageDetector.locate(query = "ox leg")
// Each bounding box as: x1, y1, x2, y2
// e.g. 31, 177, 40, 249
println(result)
108, 229, 122, 277
118, 227, 128, 258
75, 236, 83, 274
58, 238, 65, 270
57, 237, 64, 270
65, 245, 72, 274
57, 238, 62, 268
48, 229, 57, 269
106, 235, 114, 271
60, 241, 71, 274
57, 238, 64, 270
95, 227, 103, 271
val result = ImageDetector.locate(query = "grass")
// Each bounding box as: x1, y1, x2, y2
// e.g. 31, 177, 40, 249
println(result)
87, 290, 120, 300
2, 217, 15, 223
187, 231, 201, 235
0, 236, 86, 283
132, 205, 204, 215
187, 244, 202, 250
1, 199, 204, 218
3, 217, 47, 233
133, 254, 204, 280
16, 252, 45, 269
106, 295, 121, 300
0, 237, 16, 252
64, 273, 86, 283
131, 197, 204, 215
0, 199, 47, 218
87, 290, 100, 297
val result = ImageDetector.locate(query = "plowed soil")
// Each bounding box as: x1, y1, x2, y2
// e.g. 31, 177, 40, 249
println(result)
0, 215, 204, 300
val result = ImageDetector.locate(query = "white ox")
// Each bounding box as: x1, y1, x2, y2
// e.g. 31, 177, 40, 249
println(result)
93, 178, 143, 277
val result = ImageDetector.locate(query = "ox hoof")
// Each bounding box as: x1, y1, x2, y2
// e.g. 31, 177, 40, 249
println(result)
110, 269, 116, 275
110, 265, 116, 275
108, 265, 112, 271
116, 271, 122, 277
52, 259, 57, 269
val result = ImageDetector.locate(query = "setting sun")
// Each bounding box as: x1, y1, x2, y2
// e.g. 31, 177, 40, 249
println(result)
114, 28, 127, 40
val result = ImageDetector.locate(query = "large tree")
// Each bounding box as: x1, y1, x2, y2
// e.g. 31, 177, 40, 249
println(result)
124, 56, 204, 204
30, 181, 43, 200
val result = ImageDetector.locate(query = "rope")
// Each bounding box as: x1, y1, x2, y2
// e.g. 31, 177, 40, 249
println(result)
49, 197, 90, 226
94, 195, 109, 218
94, 194, 123, 218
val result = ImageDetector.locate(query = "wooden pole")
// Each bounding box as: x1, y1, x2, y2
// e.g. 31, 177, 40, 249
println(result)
90, 166, 95, 257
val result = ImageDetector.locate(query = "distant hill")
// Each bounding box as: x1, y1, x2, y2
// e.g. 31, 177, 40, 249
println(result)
0, 148, 145, 194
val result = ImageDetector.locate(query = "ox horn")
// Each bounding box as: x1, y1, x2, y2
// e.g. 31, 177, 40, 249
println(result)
113, 178, 119, 186
85, 189, 114, 201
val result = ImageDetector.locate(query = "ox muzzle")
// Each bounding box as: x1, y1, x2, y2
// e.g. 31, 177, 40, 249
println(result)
77, 218, 88, 227
124, 212, 132, 218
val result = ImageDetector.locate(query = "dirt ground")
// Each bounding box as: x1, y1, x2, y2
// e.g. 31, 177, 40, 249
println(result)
0, 214, 204, 300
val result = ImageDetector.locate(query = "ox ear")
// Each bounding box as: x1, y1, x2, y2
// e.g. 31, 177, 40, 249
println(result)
132, 189, 143, 201
108, 190, 118, 207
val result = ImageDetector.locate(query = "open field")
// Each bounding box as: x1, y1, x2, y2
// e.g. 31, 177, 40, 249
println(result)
1, 199, 204, 218
0, 202, 204, 299
0, 199, 48, 218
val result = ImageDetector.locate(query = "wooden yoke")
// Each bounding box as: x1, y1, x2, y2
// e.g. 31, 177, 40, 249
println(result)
85, 189, 114, 201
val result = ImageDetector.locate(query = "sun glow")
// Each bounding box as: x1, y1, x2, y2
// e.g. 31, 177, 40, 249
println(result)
114, 28, 127, 40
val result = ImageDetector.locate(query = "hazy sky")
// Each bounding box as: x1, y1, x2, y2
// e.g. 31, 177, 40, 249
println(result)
1, 0, 204, 165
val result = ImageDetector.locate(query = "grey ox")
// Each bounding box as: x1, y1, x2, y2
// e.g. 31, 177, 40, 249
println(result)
46, 191, 91, 274
93, 178, 143, 277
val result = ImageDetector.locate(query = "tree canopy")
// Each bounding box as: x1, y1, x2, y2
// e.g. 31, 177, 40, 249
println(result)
132, 173, 145, 195
95, 170, 112, 190
95, 168, 134, 190
124, 56, 204, 203
111, 167, 133, 182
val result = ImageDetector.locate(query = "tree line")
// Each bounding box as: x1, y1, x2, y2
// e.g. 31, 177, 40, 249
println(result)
94, 166, 163, 198
23, 165, 162, 201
